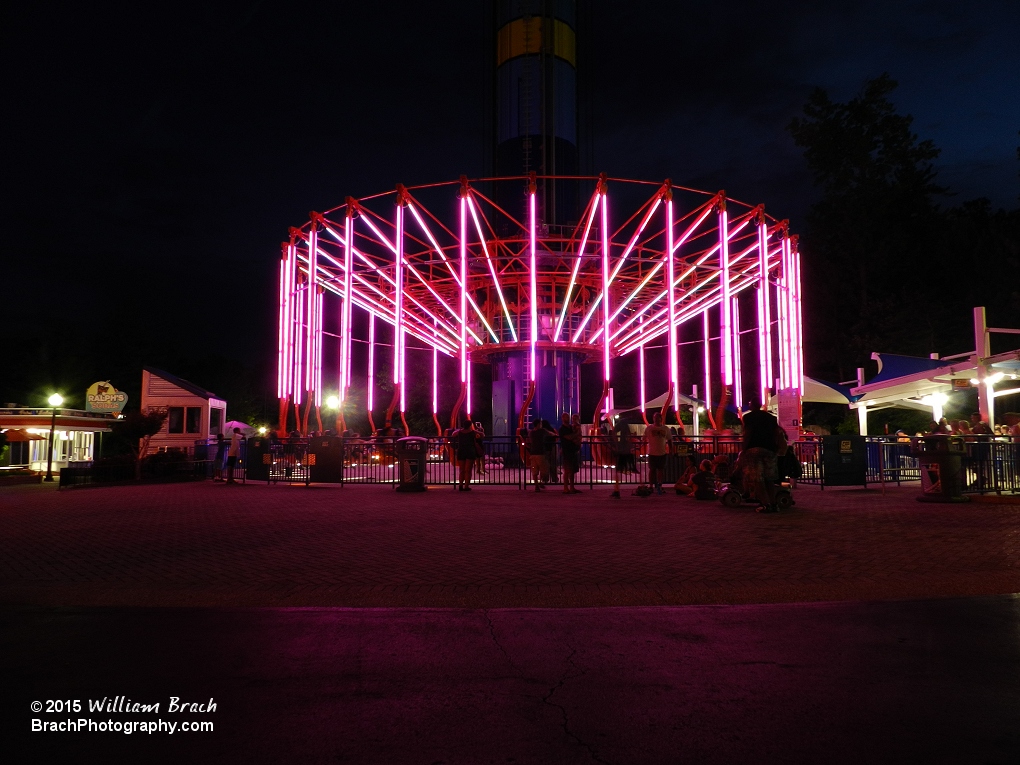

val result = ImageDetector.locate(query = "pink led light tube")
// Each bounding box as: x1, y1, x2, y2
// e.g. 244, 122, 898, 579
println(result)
277, 256, 286, 398
315, 289, 324, 407
305, 228, 318, 394
666, 199, 679, 407
639, 316, 647, 414
460, 196, 468, 384
399, 328, 406, 413
530, 190, 538, 382
394, 203, 404, 386
702, 309, 712, 416
776, 235, 790, 390
794, 243, 805, 394
756, 222, 773, 402
732, 296, 742, 408
285, 244, 295, 398
367, 310, 375, 411
293, 271, 304, 406
718, 206, 733, 386
432, 324, 439, 415
600, 189, 611, 382
340, 214, 355, 403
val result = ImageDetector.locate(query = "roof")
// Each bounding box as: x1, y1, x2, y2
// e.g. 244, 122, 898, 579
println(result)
850, 353, 980, 409
869, 353, 945, 385
0, 408, 118, 432
143, 366, 221, 400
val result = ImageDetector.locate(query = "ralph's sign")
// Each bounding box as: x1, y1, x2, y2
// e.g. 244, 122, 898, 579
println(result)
86, 381, 128, 413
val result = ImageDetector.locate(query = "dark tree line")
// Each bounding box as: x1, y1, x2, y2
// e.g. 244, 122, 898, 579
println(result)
789, 74, 1020, 383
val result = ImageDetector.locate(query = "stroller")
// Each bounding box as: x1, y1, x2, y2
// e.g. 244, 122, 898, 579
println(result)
716, 458, 794, 510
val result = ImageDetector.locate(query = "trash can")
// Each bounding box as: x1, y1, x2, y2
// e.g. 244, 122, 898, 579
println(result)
245, 437, 271, 482
821, 436, 867, 487
308, 436, 344, 484
395, 436, 428, 492
913, 436, 968, 503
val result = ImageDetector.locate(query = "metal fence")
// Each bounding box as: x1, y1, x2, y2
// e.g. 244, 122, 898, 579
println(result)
57, 433, 1019, 495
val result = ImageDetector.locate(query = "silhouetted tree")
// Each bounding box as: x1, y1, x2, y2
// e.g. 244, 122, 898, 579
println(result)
110, 408, 168, 479
789, 74, 946, 380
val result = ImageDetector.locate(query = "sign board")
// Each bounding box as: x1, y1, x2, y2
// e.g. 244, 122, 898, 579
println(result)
776, 388, 802, 433
85, 381, 128, 414
951, 379, 971, 389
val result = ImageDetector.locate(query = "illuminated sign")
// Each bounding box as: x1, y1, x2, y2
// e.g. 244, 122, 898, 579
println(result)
86, 381, 128, 413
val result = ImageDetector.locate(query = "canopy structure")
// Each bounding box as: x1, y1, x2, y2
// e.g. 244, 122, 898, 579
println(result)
849, 307, 1020, 434
802, 376, 855, 405
275, 175, 806, 436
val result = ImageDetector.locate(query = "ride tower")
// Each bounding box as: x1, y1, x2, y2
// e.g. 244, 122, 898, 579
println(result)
486, 0, 591, 434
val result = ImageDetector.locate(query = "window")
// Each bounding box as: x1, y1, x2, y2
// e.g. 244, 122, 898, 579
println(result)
186, 407, 202, 434
167, 407, 184, 434
209, 407, 223, 435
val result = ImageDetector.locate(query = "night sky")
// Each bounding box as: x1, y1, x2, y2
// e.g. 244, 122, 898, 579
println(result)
3, 0, 1017, 409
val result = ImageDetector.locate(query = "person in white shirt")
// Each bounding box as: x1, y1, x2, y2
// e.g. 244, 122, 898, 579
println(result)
226, 427, 243, 484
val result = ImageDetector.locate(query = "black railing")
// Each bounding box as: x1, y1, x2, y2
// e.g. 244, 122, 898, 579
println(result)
57, 433, 1019, 495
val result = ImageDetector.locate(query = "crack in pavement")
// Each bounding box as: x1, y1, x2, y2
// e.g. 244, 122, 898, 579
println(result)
482, 609, 526, 679
542, 647, 614, 765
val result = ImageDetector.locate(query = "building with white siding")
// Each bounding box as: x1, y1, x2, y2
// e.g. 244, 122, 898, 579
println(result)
140, 367, 227, 453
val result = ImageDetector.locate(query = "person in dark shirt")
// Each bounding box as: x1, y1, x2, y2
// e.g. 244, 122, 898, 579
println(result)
558, 413, 581, 494
737, 398, 780, 513
691, 459, 717, 500
528, 420, 556, 491
454, 421, 480, 491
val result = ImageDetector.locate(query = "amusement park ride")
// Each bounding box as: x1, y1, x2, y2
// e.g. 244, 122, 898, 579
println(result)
273, 2, 804, 438
274, 175, 805, 438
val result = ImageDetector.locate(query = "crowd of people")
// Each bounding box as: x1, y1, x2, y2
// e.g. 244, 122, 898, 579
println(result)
922, 411, 1020, 439
439, 398, 795, 512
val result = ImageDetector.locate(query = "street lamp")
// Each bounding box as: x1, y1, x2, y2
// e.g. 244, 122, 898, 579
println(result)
325, 395, 341, 434
44, 393, 63, 482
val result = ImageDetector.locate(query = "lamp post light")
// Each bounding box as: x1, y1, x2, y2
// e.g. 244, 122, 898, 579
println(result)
325, 395, 340, 433
44, 393, 63, 482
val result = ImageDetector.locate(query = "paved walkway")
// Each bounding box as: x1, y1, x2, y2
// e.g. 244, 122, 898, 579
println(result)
7, 598, 1020, 764
5, 482, 1020, 763
2, 481, 1018, 607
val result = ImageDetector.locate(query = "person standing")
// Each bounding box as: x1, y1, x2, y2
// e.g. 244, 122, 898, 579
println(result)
644, 412, 672, 495
453, 421, 479, 491
528, 419, 555, 491
737, 399, 780, 513
543, 419, 560, 484
213, 432, 227, 481
225, 427, 243, 484
454, 421, 479, 491
558, 413, 581, 494
608, 417, 635, 499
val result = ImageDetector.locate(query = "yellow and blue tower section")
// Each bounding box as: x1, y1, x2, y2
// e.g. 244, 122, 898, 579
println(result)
490, 0, 584, 227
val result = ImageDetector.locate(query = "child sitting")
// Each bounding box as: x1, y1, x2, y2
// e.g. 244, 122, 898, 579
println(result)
690, 459, 718, 500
